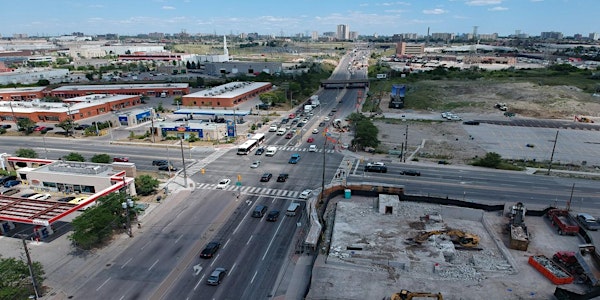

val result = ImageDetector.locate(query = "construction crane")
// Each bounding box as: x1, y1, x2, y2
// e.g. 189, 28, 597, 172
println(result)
407, 229, 480, 248
389, 289, 443, 300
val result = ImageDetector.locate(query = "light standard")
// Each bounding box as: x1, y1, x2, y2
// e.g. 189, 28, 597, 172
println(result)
122, 198, 134, 238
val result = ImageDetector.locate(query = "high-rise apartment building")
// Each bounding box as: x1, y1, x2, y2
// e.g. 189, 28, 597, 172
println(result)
311, 31, 319, 41
337, 24, 349, 40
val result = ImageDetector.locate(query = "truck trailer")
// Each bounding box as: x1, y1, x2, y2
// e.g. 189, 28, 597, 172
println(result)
547, 209, 580, 235
389, 84, 405, 109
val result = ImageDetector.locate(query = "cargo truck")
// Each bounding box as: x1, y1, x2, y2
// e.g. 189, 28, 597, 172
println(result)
547, 209, 580, 235
575, 244, 600, 286
304, 105, 313, 113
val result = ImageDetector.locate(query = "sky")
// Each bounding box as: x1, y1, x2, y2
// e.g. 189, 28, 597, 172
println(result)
1, 0, 597, 38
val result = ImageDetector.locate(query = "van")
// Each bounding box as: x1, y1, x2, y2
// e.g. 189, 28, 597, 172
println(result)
276, 128, 286, 135
265, 146, 277, 156
269, 124, 278, 132
252, 205, 268, 218
286, 202, 301, 216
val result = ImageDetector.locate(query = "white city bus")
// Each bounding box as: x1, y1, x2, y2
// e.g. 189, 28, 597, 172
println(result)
250, 133, 266, 145
237, 139, 258, 155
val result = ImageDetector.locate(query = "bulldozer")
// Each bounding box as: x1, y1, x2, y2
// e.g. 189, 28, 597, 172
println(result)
389, 289, 443, 300
408, 229, 481, 249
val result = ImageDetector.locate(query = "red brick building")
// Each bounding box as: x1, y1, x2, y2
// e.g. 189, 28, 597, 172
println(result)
181, 82, 271, 108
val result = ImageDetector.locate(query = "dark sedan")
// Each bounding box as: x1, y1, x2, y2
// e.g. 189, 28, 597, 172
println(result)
200, 241, 221, 258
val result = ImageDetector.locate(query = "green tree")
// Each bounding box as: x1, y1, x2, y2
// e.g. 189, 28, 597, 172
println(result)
63, 152, 85, 162
353, 118, 380, 149
15, 148, 38, 158
17, 118, 36, 134
57, 119, 76, 136
69, 193, 132, 249
135, 175, 160, 196
36, 79, 50, 86
0, 257, 45, 299
91, 154, 111, 163
472, 152, 502, 168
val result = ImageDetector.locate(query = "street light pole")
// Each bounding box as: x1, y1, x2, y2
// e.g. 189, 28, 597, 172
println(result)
180, 138, 188, 187
122, 198, 134, 237
17, 234, 40, 299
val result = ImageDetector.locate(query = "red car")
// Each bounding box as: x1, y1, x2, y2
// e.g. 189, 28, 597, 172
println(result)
289, 113, 296, 119
285, 132, 294, 139
113, 157, 129, 162
33, 126, 46, 132
307, 137, 314, 143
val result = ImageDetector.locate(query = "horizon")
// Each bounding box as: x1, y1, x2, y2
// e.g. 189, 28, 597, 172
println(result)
0, 0, 598, 38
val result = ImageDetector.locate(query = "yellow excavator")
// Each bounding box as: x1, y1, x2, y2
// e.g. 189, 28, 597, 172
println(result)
408, 229, 480, 248
390, 289, 443, 300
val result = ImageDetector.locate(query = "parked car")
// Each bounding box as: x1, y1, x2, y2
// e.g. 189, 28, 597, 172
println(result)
277, 174, 289, 182
3, 180, 21, 188
299, 189, 312, 199
1, 124, 11, 129
266, 210, 280, 222
21, 193, 38, 198
113, 157, 129, 162
29, 193, 51, 200
216, 178, 231, 189
158, 165, 177, 171
200, 241, 221, 258
577, 213, 600, 231
0, 175, 17, 185
288, 154, 301, 164
152, 160, 169, 166
1, 188, 19, 196
401, 170, 421, 176
260, 173, 273, 182
33, 126, 46, 132
74, 124, 92, 130
57, 196, 76, 203
206, 267, 227, 285
250, 161, 261, 168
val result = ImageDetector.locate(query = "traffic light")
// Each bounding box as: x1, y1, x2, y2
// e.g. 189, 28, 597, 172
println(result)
237, 174, 242, 182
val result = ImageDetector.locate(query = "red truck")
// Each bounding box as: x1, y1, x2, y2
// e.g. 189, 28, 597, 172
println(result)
547, 209, 580, 235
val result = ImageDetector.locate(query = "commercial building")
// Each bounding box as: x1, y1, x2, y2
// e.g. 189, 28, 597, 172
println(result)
0, 94, 141, 123
203, 61, 282, 77
151, 120, 230, 141
0, 86, 47, 101
0, 68, 70, 85
50, 83, 190, 98
181, 81, 272, 108
337, 24, 349, 40
396, 42, 425, 57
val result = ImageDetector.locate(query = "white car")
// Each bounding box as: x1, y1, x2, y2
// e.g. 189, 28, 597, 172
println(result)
29, 193, 51, 200
250, 161, 261, 168
324, 117, 330, 121
309, 145, 317, 152
216, 178, 231, 189
299, 189, 312, 199
312, 128, 319, 134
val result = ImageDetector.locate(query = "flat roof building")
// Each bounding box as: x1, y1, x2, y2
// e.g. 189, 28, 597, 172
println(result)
181, 81, 272, 108
50, 83, 190, 98
0, 86, 48, 101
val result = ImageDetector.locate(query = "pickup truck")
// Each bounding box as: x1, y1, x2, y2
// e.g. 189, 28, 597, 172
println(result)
547, 209, 580, 235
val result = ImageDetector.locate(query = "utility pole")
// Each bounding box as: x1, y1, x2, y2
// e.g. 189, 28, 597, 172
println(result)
320, 135, 327, 204
403, 124, 408, 163
9, 101, 19, 130
18, 234, 40, 299
547, 130, 559, 175
180, 138, 188, 187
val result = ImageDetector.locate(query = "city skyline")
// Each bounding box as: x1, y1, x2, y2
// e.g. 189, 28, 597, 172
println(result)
1, 0, 598, 38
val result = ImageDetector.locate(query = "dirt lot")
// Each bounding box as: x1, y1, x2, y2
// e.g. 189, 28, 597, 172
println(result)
374, 81, 600, 165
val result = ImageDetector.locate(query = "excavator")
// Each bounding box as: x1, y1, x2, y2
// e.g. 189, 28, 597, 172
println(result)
389, 289, 443, 300
407, 229, 481, 249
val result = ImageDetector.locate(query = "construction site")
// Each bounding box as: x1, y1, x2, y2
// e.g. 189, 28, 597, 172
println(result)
307, 194, 600, 300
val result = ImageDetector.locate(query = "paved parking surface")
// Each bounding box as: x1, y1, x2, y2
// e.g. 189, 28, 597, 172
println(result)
464, 122, 600, 166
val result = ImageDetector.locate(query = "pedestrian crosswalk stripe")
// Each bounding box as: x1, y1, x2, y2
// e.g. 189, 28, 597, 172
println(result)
194, 183, 300, 198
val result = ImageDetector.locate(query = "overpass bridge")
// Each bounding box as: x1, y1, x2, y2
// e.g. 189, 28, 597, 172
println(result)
320, 79, 369, 89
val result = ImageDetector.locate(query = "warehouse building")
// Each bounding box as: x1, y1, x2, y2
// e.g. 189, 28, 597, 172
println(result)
181, 81, 271, 108
50, 83, 190, 98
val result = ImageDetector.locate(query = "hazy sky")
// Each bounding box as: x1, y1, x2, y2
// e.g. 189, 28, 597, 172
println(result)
1, 0, 597, 37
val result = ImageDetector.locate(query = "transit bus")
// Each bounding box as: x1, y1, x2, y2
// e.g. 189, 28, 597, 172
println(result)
237, 139, 258, 155
250, 133, 266, 145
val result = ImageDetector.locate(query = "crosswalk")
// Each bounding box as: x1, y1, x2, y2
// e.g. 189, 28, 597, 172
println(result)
275, 146, 335, 153
195, 183, 301, 198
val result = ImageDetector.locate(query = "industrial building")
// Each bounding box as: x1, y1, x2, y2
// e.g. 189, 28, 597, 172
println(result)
396, 42, 425, 57
181, 81, 272, 108
0, 86, 47, 101
203, 61, 283, 77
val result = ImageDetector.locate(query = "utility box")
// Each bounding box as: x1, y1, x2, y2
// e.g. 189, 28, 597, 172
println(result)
344, 189, 351, 199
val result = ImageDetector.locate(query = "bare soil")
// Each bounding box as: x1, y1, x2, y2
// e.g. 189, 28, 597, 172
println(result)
374, 81, 600, 165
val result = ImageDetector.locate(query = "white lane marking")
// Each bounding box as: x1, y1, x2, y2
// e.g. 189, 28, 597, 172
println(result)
96, 277, 111, 291
175, 234, 183, 243
141, 240, 152, 250
262, 216, 286, 261
250, 270, 258, 284
230, 262, 237, 276
193, 274, 206, 290
121, 258, 132, 269
246, 235, 253, 245
223, 238, 231, 249
148, 259, 159, 271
